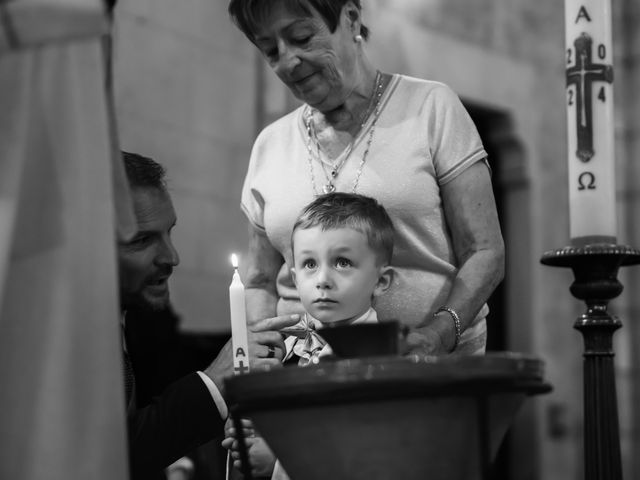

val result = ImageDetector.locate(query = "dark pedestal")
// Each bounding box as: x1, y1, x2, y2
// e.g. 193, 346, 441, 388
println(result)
226, 353, 550, 480
541, 243, 640, 480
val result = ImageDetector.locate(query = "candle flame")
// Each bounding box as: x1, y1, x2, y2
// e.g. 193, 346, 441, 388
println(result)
231, 253, 238, 269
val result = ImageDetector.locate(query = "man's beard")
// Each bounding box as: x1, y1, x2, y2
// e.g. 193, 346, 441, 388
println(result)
121, 289, 170, 313
121, 267, 173, 313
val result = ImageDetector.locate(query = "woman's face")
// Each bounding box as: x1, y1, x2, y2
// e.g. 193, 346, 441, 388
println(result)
252, 1, 360, 112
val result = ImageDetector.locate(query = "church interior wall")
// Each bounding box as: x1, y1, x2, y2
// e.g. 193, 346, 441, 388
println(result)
112, 0, 256, 332
616, 0, 640, 476
111, 0, 640, 479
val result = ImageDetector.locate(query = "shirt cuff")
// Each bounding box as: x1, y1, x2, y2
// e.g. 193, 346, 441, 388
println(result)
166, 456, 194, 477
197, 371, 228, 419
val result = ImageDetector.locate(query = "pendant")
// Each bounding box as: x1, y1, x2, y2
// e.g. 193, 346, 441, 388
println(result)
323, 183, 336, 194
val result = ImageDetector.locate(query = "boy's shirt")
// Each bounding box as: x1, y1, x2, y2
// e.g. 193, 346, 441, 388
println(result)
281, 308, 378, 366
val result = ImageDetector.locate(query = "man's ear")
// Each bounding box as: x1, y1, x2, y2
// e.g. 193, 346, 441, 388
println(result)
290, 267, 298, 287
373, 265, 394, 297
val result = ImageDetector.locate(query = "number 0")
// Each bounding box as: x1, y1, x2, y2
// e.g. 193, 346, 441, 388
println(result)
598, 44, 606, 59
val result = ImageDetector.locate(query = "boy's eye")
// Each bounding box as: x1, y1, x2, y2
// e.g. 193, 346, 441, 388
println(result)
302, 259, 317, 269
336, 257, 352, 268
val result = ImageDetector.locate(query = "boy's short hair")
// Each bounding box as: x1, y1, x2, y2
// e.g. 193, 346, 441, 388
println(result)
292, 192, 395, 264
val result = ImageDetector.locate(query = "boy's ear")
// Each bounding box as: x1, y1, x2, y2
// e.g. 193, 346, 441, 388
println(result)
373, 265, 394, 297
290, 267, 298, 286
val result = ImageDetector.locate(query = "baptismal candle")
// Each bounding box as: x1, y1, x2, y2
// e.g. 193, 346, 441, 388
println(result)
564, 0, 617, 245
229, 254, 249, 375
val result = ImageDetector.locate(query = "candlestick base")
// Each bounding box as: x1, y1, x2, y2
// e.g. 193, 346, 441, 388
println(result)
541, 242, 640, 480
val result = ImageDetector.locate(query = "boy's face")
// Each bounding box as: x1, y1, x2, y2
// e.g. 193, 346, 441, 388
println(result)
291, 226, 392, 324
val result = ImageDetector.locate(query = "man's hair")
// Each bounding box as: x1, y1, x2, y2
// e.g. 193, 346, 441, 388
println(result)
228, 0, 370, 45
122, 151, 167, 190
292, 192, 394, 265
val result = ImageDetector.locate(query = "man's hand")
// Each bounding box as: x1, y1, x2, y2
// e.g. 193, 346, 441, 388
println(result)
203, 314, 300, 395
222, 418, 276, 478
247, 313, 301, 369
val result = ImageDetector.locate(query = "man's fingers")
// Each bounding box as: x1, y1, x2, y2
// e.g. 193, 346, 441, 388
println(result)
251, 357, 285, 370
239, 418, 254, 428
250, 330, 285, 351
251, 314, 301, 332
225, 428, 255, 439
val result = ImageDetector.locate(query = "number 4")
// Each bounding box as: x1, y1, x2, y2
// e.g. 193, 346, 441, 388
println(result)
598, 86, 606, 102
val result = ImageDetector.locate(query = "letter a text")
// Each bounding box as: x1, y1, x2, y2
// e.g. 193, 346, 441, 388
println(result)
575, 6, 591, 23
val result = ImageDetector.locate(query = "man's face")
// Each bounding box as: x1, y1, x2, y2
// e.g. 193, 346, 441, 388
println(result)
118, 186, 179, 312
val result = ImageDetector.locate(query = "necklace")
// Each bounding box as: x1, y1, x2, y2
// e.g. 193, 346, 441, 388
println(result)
305, 71, 385, 195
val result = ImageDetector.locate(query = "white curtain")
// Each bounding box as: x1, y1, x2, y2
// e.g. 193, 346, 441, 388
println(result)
0, 1, 135, 478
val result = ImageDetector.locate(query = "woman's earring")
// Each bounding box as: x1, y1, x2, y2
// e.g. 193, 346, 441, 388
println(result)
354, 34, 363, 43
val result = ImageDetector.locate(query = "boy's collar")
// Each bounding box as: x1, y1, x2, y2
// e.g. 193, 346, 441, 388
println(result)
306, 307, 378, 329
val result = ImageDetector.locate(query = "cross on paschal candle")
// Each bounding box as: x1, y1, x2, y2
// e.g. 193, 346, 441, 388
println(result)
566, 32, 613, 162
564, 0, 617, 244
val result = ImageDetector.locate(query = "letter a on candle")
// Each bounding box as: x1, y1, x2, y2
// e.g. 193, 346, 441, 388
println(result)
229, 254, 250, 375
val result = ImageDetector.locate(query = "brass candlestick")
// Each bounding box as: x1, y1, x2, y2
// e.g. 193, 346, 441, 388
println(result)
541, 243, 640, 480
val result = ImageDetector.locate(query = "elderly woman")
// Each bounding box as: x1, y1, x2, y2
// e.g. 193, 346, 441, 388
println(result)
230, 0, 504, 357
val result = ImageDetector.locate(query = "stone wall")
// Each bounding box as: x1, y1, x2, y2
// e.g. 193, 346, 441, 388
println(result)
113, 0, 255, 331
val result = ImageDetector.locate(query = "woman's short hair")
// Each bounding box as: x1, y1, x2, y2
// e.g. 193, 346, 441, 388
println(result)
228, 0, 369, 45
292, 192, 394, 265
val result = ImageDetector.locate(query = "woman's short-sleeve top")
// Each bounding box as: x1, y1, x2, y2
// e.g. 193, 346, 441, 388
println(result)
241, 74, 489, 335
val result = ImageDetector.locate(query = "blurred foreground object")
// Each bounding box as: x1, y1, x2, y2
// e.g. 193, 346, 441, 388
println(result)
226, 351, 551, 480
0, 1, 134, 478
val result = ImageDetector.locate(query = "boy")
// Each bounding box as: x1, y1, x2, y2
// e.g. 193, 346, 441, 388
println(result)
224, 192, 396, 478
282, 191, 395, 364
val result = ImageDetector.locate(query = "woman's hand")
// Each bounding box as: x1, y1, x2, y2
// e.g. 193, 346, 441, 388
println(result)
401, 312, 458, 356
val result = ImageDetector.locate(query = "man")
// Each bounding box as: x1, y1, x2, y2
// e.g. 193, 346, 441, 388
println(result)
118, 152, 299, 479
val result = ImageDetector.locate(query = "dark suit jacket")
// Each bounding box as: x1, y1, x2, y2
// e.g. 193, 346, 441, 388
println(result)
124, 307, 228, 480
127, 373, 224, 479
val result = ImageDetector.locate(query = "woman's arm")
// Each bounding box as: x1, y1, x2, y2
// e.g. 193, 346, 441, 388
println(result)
408, 161, 505, 354
438, 160, 505, 350
242, 223, 285, 326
